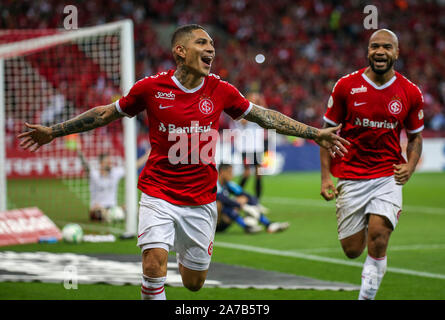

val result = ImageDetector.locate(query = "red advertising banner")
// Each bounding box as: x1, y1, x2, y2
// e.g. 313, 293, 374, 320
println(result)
0, 207, 62, 246
6, 132, 125, 178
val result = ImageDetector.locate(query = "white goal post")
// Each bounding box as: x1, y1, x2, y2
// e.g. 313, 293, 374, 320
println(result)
0, 19, 138, 235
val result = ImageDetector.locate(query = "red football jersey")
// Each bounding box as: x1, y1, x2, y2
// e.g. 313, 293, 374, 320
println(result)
116, 70, 251, 205
324, 68, 424, 179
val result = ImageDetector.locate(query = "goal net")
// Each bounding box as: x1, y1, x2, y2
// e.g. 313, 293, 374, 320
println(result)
0, 20, 138, 236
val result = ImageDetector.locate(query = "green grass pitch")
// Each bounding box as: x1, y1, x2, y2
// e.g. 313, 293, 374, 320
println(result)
1, 171, 445, 300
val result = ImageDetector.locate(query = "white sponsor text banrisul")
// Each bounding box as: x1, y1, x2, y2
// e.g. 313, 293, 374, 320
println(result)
167, 122, 213, 134
355, 117, 398, 129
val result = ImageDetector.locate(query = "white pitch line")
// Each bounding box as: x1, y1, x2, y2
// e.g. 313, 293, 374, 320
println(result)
263, 197, 445, 215
216, 241, 445, 280
298, 243, 445, 254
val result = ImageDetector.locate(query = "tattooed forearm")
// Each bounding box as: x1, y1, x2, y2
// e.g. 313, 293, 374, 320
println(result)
406, 133, 423, 167
50, 104, 122, 138
244, 104, 319, 139
51, 109, 106, 137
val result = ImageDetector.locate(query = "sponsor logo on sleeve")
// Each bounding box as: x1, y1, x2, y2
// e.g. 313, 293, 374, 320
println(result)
418, 109, 424, 120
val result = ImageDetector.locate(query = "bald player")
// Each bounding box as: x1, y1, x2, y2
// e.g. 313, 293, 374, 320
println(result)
18, 24, 349, 300
320, 29, 424, 300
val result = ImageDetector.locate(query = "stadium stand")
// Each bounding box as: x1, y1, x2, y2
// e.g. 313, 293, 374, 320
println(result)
1, 0, 444, 135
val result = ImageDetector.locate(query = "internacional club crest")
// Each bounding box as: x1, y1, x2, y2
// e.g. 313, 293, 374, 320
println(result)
388, 99, 403, 115
199, 98, 214, 115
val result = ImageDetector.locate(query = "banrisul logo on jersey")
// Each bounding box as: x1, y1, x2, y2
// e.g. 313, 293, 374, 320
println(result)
159, 122, 167, 132
164, 121, 278, 175
354, 117, 398, 129
159, 122, 213, 134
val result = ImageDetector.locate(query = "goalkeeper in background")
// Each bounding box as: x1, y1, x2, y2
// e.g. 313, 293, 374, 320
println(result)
69, 135, 149, 222
216, 163, 289, 233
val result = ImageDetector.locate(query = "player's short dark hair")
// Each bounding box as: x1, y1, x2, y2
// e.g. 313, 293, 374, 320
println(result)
171, 24, 205, 48
218, 163, 232, 172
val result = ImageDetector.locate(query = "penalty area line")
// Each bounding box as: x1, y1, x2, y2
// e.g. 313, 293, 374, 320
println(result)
216, 241, 445, 280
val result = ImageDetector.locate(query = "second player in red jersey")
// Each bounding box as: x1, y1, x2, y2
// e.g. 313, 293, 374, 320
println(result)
324, 67, 424, 179
320, 29, 424, 300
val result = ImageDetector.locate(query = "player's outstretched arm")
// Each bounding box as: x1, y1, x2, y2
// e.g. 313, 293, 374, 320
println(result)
393, 132, 423, 185
17, 103, 123, 152
244, 104, 350, 157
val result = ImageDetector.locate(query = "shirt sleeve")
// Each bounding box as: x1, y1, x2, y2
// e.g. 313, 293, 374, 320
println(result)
404, 85, 425, 134
323, 78, 347, 126
227, 181, 243, 196
115, 78, 149, 118
114, 166, 126, 180
221, 81, 252, 120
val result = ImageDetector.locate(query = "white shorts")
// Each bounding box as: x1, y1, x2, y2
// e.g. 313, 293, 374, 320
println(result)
137, 193, 218, 271
335, 176, 402, 240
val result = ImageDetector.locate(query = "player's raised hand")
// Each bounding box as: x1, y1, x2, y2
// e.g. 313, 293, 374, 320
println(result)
320, 177, 338, 201
314, 124, 350, 158
393, 163, 414, 185
17, 122, 54, 152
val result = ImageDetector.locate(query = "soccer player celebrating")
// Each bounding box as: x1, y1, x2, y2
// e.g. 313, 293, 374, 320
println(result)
18, 24, 349, 300
320, 29, 424, 300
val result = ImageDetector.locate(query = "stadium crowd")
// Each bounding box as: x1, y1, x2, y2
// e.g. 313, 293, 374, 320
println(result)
2, 0, 445, 134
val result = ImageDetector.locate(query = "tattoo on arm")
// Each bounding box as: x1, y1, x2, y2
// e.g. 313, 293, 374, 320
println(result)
50, 104, 122, 138
406, 133, 423, 166
244, 104, 319, 139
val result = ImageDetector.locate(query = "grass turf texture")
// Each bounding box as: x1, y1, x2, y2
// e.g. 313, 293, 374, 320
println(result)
2, 172, 445, 300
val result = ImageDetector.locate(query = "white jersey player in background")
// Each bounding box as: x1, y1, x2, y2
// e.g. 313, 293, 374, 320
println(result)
77, 149, 149, 222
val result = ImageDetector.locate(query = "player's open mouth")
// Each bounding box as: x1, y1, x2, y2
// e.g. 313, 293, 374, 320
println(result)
201, 56, 213, 67
373, 58, 388, 67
